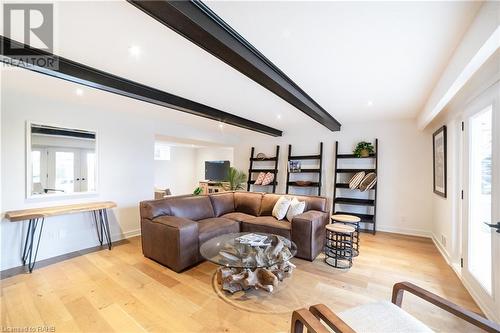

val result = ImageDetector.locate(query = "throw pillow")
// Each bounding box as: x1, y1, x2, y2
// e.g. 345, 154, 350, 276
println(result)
286, 197, 306, 222
261, 172, 275, 186
254, 172, 266, 185
272, 196, 292, 220
349, 171, 365, 190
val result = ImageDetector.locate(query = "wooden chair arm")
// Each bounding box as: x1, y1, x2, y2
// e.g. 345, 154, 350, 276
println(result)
392, 282, 500, 333
291, 308, 331, 333
309, 304, 356, 333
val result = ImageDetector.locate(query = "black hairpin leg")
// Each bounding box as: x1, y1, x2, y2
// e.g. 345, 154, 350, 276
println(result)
94, 209, 112, 250
102, 209, 112, 250
93, 210, 103, 245
21, 218, 45, 273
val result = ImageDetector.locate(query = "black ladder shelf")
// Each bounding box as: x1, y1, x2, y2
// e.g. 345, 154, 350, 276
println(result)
286, 142, 323, 196
247, 146, 280, 193
332, 139, 378, 234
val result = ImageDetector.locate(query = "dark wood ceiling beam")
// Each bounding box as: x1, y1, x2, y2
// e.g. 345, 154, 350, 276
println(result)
0, 36, 282, 137
129, 0, 341, 132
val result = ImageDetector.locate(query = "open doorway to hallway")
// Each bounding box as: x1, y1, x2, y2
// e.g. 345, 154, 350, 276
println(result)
153, 135, 234, 198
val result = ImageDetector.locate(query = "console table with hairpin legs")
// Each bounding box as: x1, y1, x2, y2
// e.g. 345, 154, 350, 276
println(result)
4, 201, 116, 273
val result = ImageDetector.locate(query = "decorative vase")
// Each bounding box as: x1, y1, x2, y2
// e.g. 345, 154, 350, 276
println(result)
360, 149, 370, 157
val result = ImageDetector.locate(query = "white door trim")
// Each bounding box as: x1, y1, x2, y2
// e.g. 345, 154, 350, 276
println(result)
461, 82, 500, 322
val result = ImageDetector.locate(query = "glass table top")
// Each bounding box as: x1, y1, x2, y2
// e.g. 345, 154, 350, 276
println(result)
200, 232, 297, 268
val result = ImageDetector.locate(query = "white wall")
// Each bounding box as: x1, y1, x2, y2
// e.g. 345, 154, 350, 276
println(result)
154, 146, 197, 196
154, 145, 234, 196
0, 73, 241, 271
233, 118, 433, 237
426, 48, 500, 266
195, 147, 234, 182
423, 1, 499, 266
425, 53, 500, 322
418, 1, 499, 128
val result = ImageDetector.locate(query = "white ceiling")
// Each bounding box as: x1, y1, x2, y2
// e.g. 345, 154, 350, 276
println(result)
2, 0, 481, 133
207, 1, 481, 121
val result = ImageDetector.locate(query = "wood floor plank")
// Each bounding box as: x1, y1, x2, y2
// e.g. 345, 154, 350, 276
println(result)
2, 282, 45, 327
133, 262, 180, 288
0, 233, 487, 333
64, 296, 115, 332
99, 303, 147, 333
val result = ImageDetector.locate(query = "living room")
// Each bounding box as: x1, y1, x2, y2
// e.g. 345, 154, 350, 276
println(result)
1, 1, 499, 332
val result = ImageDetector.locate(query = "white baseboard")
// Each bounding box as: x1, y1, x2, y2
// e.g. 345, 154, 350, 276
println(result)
376, 225, 432, 238
430, 235, 500, 323
458, 273, 500, 323
431, 233, 451, 265
112, 228, 141, 242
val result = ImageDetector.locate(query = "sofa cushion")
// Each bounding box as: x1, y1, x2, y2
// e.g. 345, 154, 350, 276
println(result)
234, 192, 263, 216
298, 195, 327, 212
260, 194, 281, 216
167, 196, 215, 221
140, 199, 172, 220
241, 216, 291, 239
221, 212, 255, 222
198, 217, 239, 245
209, 192, 235, 217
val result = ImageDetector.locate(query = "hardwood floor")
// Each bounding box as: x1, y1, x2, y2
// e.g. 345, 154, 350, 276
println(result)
1, 232, 483, 332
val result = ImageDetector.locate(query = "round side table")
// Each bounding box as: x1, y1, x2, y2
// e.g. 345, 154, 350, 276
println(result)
331, 214, 361, 256
325, 223, 355, 269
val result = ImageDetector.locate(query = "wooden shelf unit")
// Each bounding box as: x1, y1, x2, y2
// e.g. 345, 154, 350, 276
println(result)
332, 139, 378, 234
247, 146, 280, 193
286, 142, 323, 196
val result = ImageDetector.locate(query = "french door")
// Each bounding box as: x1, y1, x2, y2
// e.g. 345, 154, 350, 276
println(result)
462, 82, 499, 321
35, 148, 96, 194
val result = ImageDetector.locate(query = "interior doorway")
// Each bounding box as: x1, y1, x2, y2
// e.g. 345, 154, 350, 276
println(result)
153, 135, 234, 197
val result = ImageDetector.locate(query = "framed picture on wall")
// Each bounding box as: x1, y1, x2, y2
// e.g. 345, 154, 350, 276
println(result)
433, 125, 447, 197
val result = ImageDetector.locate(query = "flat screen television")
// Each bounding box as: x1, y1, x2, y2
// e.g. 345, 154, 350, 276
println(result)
205, 161, 230, 181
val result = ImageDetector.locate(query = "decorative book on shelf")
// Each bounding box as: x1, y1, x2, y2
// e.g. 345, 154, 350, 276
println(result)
286, 142, 323, 196
247, 146, 280, 193
332, 139, 378, 234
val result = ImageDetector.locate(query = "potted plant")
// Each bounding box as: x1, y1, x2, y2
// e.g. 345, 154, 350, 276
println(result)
353, 141, 375, 157
224, 167, 247, 191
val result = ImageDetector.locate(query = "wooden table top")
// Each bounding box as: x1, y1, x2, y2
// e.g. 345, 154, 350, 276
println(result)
4, 201, 117, 222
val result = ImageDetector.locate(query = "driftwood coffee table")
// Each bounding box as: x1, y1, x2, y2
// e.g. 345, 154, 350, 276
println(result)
200, 232, 297, 293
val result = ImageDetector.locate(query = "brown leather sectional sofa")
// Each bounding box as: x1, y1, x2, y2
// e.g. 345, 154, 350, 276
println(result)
139, 191, 329, 272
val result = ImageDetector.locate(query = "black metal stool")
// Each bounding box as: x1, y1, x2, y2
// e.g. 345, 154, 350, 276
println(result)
325, 223, 355, 269
331, 214, 361, 256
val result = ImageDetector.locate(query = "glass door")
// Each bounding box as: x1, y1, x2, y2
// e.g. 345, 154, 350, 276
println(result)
46, 148, 80, 194
462, 84, 499, 321
80, 150, 96, 192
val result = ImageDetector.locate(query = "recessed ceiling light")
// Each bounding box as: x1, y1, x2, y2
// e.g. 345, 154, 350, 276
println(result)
128, 45, 141, 57
367, 100, 373, 107
277, 114, 282, 119
76, 88, 84, 96
219, 123, 224, 129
